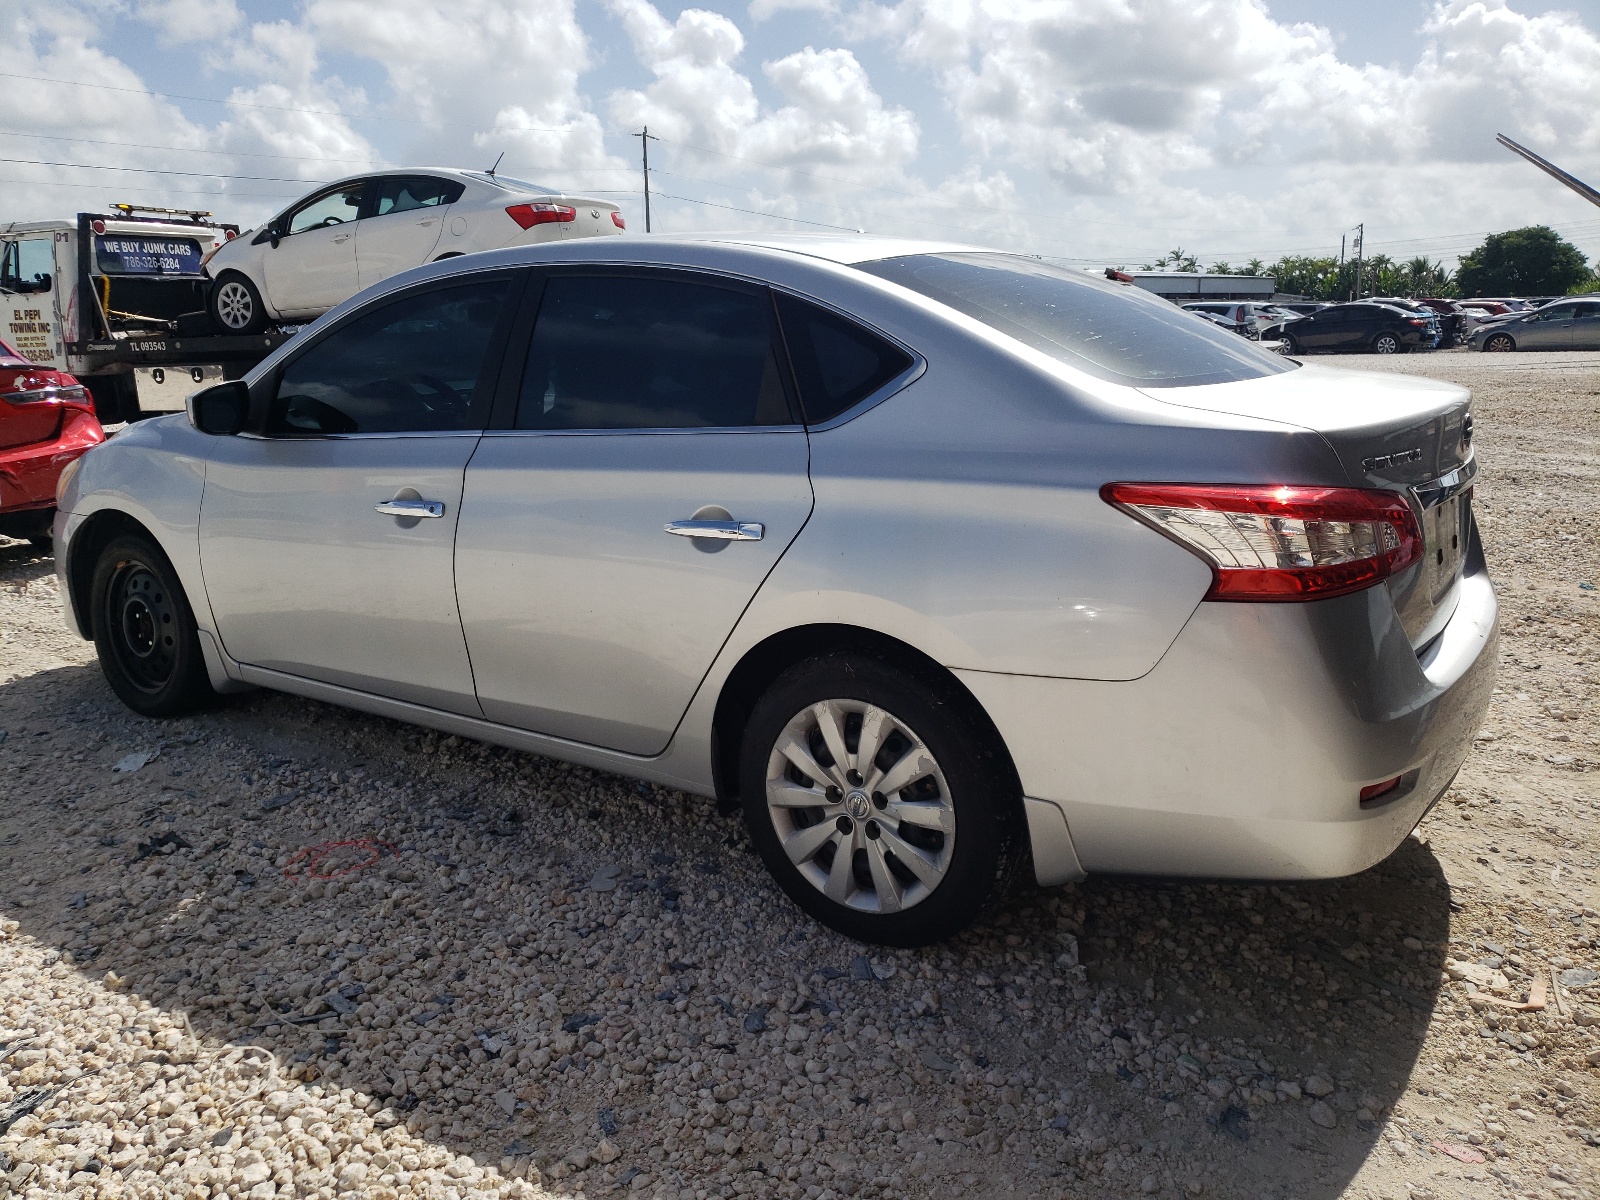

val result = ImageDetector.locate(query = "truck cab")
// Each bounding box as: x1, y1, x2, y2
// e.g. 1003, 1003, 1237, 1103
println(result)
0, 206, 292, 424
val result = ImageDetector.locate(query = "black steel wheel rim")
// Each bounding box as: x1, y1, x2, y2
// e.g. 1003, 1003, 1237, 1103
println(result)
107, 560, 178, 692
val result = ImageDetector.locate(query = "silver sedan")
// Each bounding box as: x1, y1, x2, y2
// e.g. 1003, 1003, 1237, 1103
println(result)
54, 235, 1497, 946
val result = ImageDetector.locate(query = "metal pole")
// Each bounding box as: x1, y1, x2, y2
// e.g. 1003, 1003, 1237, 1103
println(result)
1352, 224, 1363, 301
640, 127, 652, 234
1338, 234, 1345, 301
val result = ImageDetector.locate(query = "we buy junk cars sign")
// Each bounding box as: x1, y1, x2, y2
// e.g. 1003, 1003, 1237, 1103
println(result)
93, 234, 204, 276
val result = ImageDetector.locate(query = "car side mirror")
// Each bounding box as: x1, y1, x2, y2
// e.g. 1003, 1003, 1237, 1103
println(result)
188, 380, 249, 435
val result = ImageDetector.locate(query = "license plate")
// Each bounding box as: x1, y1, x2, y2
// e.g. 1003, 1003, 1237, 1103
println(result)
134, 364, 223, 412
1422, 489, 1470, 606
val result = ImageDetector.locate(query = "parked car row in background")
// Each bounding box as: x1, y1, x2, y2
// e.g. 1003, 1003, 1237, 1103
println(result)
1182, 292, 1600, 355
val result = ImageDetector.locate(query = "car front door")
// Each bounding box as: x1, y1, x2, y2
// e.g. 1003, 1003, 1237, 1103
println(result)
454, 269, 815, 755
1518, 303, 1578, 349
356, 175, 462, 290
262, 182, 368, 316
199, 271, 518, 714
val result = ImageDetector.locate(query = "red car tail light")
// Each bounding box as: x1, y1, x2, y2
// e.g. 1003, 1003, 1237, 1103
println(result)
1101, 482, 1423, 601
611, 211, 626, 229
2, 383, 90, 406
506, 203, 576, 229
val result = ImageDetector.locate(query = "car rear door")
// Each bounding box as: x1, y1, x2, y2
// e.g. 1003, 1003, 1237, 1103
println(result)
453, 268, 814, 755
262, 182, 368, 316
356, 176, 460, 290
199, 270, 519, 713
1570, 301, 1600, 348
1298, 308, 1342, 349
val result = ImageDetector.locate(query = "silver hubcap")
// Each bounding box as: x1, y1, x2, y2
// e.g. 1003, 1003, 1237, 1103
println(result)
765, 699, 955, 914
1375, 336, 1396, 353
217, 281, 253, 329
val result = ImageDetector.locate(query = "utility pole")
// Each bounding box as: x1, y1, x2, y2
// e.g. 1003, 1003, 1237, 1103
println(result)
1351, 223, 1364, 301
637, 127, 656, 233
1338, 234, 1345, 299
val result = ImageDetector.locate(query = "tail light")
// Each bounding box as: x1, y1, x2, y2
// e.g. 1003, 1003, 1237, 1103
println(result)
506, 203, 575, 229
2, 383, 90, 406
611, 211, 626, 229
1101, 482, 1423, 601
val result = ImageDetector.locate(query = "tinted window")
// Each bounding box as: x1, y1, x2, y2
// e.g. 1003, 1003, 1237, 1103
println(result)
1536, 303, 1579, 320
515, 275, 792, 429
269, 279, 508, 434
375, 176, 465, 216
774, 293, 912, 424
858, 253, 1293, 387
287, 184, 365, 235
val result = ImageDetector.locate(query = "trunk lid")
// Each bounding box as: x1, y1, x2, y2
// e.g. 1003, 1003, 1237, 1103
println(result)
1142, 363, 1476, 649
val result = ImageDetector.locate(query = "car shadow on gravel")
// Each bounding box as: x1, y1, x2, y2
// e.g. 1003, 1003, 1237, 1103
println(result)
1, 660, 1455, 1199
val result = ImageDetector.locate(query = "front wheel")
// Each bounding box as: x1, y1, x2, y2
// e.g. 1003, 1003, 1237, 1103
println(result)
208, 272, 268, 335
1276, 331, 1299, 355
90, 535, 215, 717
1483, 333, 1515, 353
740, 652, 1021, 946
1372, 332, 1400, 354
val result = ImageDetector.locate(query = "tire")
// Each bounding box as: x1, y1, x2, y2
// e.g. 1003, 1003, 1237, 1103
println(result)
90, 534, 215, 717
739, 652, 1022, 946
1372, 332, 1400, 354
208, 271, 268, 335
1276, 332, 1299, 356
1483, 333, 1515, 353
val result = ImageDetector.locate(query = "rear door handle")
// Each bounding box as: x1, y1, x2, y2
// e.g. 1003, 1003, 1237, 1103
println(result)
664, 520, 763, 541
376, 499, 444, 518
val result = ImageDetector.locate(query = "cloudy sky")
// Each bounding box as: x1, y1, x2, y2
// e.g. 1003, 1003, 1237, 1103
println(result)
5, 0, 1600, 270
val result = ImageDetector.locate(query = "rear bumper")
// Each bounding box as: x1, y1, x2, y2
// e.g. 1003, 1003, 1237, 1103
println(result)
1, 417, 98, 514
961, 546, 1498, 881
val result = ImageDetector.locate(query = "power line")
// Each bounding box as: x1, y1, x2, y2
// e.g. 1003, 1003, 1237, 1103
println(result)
0, 129, 388, 165
0, 176, 302, 200
0, 70, 583, 134
0, 156, 328, 185
656, 192, 864, 233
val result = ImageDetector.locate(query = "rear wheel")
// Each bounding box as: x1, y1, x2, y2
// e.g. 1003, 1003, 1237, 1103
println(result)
740, 652, 1021, 946
208, 272, 268, 335
90, 534, 215, 717
1483, 332, 1515, 353
1372, 332, 1400, 354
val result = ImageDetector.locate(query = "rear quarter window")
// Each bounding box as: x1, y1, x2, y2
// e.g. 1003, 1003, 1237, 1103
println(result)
857, 253, 1294, 387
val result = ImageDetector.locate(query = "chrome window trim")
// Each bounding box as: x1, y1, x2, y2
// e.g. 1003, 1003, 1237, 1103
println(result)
477, 424, 806, 439
1412, 456, 1476, 510
240, 429, 484, 442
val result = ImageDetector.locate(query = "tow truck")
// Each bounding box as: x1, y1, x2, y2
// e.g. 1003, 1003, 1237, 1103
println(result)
0, 204, 299, 423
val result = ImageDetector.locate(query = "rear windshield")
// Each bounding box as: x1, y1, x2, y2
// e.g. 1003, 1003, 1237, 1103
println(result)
463, 172, 559, 196
856, 253, 1296, 387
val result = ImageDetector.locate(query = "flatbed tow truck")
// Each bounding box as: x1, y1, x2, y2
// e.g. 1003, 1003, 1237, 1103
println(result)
1, 204, 299, 423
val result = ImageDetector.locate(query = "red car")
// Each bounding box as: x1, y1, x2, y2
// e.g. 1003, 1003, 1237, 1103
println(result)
0, 337, 104, 548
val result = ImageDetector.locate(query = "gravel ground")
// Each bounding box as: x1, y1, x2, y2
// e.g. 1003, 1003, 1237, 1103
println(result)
0, 349, 1595, 1200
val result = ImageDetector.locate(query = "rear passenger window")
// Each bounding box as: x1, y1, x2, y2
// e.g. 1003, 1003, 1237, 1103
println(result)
516, 274, 794, 429
774, 293, 912, 425
269, 278, 508, 434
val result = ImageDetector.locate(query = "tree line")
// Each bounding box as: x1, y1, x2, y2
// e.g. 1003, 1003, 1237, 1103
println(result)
1138, 226, 1597, 299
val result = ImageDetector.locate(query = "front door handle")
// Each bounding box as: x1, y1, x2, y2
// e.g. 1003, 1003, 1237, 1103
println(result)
376, 499, 444, 518
664, 519, 763, 541
333, 233, 351, 243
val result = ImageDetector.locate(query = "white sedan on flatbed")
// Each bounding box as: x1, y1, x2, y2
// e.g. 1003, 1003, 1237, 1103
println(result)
202, 168, 623, 334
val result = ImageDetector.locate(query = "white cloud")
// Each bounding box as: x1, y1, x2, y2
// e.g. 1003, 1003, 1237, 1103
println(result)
136, 0, 243, 44
749, 0, 837, 22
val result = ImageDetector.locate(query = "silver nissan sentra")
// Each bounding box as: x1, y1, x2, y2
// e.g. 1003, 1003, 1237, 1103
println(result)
54, 234, 1497, 946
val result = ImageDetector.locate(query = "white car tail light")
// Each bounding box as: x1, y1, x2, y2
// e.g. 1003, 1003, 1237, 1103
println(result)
611, 211, 626, 229
1101, 482, 1423, 601
506, 203, 576, 229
